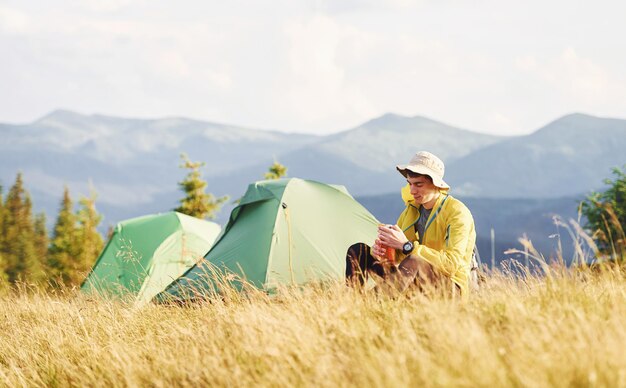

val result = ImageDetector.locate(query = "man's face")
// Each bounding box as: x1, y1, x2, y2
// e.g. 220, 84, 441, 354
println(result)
407, 175, 439, 207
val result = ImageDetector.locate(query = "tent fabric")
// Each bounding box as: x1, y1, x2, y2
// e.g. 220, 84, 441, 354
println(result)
81, 211, 221, 305
160, 178, 379, 301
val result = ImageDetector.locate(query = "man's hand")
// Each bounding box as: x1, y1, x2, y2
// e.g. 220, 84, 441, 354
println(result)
377, 224, 409, 250
371, 238, 387, 259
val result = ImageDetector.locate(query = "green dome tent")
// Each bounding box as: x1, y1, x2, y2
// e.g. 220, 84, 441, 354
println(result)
159, 178, 379, 301
81, 211, 221, 305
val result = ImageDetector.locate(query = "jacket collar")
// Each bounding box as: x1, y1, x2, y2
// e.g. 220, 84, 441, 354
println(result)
400, 183, 449, 209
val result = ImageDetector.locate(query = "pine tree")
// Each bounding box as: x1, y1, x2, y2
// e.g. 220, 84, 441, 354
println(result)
22, 196, 47, 283
48, 186, 79, 286
175, 153, 228, 219
264, 160, 288, 180
2, 173, 42, 283
74, 191, 103, 284
33, 212, 49, 271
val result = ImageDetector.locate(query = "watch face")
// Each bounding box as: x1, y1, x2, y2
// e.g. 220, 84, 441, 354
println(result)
403, 242, 413, 253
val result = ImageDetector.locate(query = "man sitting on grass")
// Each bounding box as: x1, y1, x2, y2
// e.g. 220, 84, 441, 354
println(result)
346, 151, 477, 295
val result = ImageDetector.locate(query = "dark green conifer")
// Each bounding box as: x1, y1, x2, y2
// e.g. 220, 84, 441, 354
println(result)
21, 197, 46, 283
2, 173, 41, 283
74, 191, 103, 283
175, 153, 228, 220
48, 186, 79, 286
33, 212, 49, 272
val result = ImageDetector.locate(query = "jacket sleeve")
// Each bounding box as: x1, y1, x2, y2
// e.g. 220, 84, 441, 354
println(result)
412, 204, 474, 276
396, 209, 407, 229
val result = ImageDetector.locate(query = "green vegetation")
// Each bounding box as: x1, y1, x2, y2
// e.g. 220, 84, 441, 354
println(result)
264, 160, 287, 180
0, 173, 44, 284
0, 153, 232, 288
47, 187, 79, 285
582, 165, 626, 259
0, 176, 103, 288
33, 213, 49, 274
75, 191, 104, 283
175, 153, 228, 220
47, 188, 104, 287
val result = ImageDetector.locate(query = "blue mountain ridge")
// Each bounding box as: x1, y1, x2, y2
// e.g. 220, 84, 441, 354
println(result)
1, 110, 624, 263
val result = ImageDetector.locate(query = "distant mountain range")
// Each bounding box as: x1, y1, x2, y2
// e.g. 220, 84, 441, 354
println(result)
1, 110, 624, 262
207, 113, 505, 197
446, 113, 626, 198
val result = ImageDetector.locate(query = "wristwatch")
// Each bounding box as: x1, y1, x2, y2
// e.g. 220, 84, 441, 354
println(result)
402, 241, 414, 255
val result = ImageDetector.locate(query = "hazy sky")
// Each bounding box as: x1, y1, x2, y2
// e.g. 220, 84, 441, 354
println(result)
1, 0, 625, 135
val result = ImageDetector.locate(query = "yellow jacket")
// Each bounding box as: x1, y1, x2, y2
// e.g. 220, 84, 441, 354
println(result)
396, 185, 476, 294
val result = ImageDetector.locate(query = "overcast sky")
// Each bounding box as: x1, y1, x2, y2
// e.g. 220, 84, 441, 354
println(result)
1, 0, 625, 135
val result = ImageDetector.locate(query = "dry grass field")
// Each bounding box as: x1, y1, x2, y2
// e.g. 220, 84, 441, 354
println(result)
1, 260, 626, 388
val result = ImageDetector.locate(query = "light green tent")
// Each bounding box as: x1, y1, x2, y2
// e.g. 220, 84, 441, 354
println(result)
81, 211, 221, 305
160, 178, 379, 301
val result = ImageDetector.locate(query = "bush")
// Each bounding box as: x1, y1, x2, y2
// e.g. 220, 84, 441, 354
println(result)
582, 165, 626, 259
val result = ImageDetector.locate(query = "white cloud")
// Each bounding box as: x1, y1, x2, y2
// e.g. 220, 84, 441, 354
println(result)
517, 48, 614, 106
1, 0, 626, 136
515, 55, 537, 72
555, 48, 610, 102
483, 113, 520, 137
271, 14, 378, 125
312, 0, 426, 14
69, 0, 144, 13
0, 5, 30, 34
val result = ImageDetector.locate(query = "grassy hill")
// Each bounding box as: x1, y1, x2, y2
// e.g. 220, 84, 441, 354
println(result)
1, 266, 624, 386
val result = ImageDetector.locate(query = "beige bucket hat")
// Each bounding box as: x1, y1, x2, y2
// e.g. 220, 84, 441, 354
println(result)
396, 151, 450, 189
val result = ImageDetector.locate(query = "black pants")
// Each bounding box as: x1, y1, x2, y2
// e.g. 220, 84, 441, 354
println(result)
345, 243, 456, 294
345, 243, 421, 285
345, 243, 386, 285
